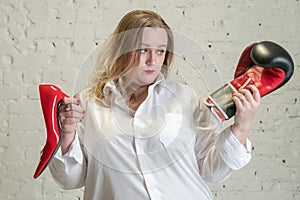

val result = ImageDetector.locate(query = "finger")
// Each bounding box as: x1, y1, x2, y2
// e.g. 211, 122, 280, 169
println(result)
232, 95, 243, 109
65, 104, 71, 112
59, 118, 81, 131
62, 97, 81, 105
59, 102, 84, 114
62, 117, 82, 124
68, 104, 84, 114
232, 92, 247, 104
60, 110, 84, 119
59, 97, 80, 112
60, 117, 82, 127
238, 89, 254, 103
73, 93, 80, 99
58, 103, 71, 113
247, 85, 261, 102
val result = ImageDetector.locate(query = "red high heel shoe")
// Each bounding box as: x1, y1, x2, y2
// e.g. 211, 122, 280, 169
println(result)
33, 84, 69, 179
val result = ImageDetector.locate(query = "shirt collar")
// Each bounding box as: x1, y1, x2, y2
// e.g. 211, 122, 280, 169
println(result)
103, 72, 166, 98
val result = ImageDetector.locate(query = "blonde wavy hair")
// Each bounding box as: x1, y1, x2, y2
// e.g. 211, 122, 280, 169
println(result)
87, 10, 174, 105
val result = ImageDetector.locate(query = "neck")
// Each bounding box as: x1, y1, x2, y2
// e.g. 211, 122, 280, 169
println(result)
128, 84, 150, 111
131, 85, 148, 100
115, 79, 151, 111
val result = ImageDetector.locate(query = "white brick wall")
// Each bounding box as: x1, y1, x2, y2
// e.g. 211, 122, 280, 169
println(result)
0, 0, 299, 199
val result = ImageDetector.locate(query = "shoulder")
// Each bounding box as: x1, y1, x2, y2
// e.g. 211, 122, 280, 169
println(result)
160, 80, 197, 98
155, 80, 200, 109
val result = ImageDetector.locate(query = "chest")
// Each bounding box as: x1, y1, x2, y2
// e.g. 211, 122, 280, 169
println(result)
82, 86, 197, 172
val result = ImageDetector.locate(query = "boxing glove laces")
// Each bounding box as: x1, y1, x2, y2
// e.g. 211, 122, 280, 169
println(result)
205, 41, 294, 121
33, 84, 69, 178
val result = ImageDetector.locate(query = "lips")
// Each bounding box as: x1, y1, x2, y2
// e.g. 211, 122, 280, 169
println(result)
144, 70, 155, 74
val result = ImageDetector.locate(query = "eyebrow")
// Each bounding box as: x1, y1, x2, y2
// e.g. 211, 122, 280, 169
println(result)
141, 43, 167, 48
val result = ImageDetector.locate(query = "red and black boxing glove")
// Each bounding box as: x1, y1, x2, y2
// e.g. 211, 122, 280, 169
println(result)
205, 41, 294, 121
33, 84, 69, 178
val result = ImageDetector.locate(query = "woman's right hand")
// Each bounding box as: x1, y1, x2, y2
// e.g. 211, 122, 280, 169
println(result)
58, 94, 85, 154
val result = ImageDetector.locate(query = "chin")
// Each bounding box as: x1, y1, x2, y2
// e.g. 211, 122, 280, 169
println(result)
139, 76, 157, 86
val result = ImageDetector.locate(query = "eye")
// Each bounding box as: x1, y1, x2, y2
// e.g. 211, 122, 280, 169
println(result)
157, 49, 166, 55
139, 48, 147, 54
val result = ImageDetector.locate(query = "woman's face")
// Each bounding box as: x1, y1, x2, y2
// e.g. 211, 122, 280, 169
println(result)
124, 27, 168, 87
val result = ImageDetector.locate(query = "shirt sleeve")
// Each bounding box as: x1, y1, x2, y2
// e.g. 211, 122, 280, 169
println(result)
48, 132, 87, 190
216, 127, 252, 170
193, 98, 252, 183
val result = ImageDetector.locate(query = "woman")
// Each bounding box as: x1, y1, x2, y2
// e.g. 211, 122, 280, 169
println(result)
50, 10, 260, 199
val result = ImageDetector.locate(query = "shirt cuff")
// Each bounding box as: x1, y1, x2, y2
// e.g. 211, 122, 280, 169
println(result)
216, 127, 252, 170
54, 133, 83, 165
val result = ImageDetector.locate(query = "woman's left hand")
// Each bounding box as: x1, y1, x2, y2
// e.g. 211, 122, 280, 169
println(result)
230, 85, 261, 146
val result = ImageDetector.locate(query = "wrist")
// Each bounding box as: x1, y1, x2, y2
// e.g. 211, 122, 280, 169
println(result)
60, 130, 76, 155
230, 124, 248, 146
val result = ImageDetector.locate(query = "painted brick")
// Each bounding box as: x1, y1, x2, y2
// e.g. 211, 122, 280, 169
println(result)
8, 115, 43, 131
0, 0, 299, 199
3, 70, 23, 84
13, 52, 49, 69
8, 130, 44, 147
8, 100, 40, 114
0, 55, 13, 69
23, 70, 41, 84
0, 86, 21, 100
27, 85, 40, 100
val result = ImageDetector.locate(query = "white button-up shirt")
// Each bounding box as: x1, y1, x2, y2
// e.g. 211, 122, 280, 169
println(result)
49, 75, 251, 200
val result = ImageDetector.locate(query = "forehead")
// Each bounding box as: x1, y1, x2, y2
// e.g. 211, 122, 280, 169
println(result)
141, 27, 168, 47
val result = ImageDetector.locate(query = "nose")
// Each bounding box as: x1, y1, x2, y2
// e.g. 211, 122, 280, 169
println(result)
146, 50, 156, 66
